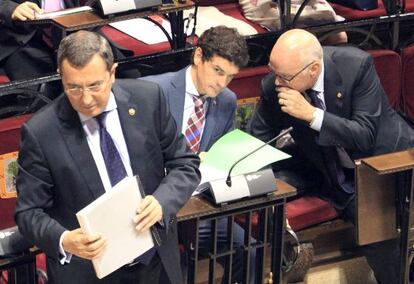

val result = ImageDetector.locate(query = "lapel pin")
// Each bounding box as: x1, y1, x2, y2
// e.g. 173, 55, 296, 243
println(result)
337, 92, 343, 99
128, 108, 136, 116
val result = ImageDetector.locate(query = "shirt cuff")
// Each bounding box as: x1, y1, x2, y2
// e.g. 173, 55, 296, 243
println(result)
310, 108, 324, 131
59, 231, 73, 265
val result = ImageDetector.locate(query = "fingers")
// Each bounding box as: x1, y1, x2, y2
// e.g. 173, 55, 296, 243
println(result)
199, 151, 207, 163
62, 228, 106, 260
12, 2, 42, 21
134, 196, 162, 233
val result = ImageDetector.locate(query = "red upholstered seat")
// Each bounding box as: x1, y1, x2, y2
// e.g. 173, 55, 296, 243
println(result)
368, 49, 402, 109
0, 75, 10, 84
404, 0, 414, 12
286, 197, 338, 230
0, 114, 32, 230
401, 44, 414, 122
330, 0, 387, 20
228, 65, 271, 99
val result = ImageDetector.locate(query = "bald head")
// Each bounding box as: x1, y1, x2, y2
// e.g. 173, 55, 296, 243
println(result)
269, 29, 323, 92
272, 29, 322, 64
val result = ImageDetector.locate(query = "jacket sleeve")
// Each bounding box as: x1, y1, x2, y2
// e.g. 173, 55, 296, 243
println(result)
15, 123, 67, 259
318, 54, 382, 153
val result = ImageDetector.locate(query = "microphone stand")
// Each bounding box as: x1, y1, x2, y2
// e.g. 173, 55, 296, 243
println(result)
225, 127, 293, 187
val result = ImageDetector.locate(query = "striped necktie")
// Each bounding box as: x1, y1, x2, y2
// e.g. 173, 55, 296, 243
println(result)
185, 95, 205, 153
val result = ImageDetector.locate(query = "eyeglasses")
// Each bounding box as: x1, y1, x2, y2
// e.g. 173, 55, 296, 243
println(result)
272, 61, 315, 83
65, 74, 112, 96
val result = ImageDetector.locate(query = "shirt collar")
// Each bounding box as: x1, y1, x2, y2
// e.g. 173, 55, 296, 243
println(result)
78, 91, 117, 123
186, 66, 201, 98
311, 59, 324, 94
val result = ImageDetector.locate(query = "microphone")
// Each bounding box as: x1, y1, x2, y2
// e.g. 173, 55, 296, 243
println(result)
225, 127, 293, 187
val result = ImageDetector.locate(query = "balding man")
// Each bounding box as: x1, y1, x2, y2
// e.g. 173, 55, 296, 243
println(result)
249, 29, 414, 284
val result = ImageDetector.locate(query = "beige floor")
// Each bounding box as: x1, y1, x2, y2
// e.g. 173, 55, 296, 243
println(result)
303, 257, 378, 284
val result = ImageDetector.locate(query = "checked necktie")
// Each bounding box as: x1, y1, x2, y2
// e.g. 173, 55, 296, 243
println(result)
95, 111, 156, 265
185, 95, 205, 154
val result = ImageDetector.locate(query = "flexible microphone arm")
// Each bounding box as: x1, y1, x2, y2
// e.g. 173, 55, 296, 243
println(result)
225, 127, 293, 187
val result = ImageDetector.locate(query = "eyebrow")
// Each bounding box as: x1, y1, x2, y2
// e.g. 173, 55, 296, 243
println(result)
67, 80, 104, 88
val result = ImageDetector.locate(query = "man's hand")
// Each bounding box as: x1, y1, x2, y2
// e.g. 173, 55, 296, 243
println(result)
277, 87, 316, 122
134, 195, 163, 233
11, 2, 42, 21
199, 151, 207, 163
62, 228, 106, 260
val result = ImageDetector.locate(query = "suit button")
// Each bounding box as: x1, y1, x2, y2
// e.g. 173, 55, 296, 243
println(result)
337, 92, 343, 99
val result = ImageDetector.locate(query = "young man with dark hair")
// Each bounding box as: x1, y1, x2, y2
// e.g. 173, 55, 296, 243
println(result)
142, 26, 255, 283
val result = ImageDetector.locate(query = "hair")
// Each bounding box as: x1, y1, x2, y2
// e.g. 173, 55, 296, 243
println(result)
57, 30, 114, 72
192, 26, 249, 68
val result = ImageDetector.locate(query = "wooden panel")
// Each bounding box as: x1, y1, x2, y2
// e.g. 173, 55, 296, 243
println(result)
356, 162, 398, 245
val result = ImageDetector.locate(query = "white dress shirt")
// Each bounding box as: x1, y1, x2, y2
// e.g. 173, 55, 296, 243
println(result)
59, 92, 133, 264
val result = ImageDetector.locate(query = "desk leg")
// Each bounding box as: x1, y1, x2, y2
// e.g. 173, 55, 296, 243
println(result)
398, 170, 414, 284
168, 10, 186, 49
188, 218, 200, 284
271, 202, 286, 284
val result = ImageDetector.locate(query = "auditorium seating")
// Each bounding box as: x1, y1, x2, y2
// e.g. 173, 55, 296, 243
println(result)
401, 43, 414, 122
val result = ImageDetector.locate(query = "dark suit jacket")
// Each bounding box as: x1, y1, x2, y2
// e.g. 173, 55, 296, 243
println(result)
0, 0, 78, 62
141, 67, 237, 152
249, 46, 414, 203
15, 79, 201, 284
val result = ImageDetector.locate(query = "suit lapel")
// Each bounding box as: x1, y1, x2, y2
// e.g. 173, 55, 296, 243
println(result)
323, 55, 347, 118
112, 83, 146, 180
56, 96, 105, 200
199, 96, 218, 152
168, 69, 187, 131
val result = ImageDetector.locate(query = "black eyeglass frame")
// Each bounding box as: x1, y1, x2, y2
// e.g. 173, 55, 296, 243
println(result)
271, 60, 316, 83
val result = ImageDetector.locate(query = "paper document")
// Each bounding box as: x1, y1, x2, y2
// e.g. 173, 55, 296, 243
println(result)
109, 17, 172, 45
34, 6, 93, 19
76, 176, 154, 279
194, 129, 290, 195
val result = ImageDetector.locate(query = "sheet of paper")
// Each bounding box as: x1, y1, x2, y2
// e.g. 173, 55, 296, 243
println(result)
76, 176, 154, 279
197, 129, 291, 188
34, 6, 93, 19
109, 18, 172, 45
183, 6, 258, 37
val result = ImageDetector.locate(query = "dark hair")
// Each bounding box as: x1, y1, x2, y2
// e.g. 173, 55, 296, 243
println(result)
57, 31, 113, 72
192, 26, 249, 68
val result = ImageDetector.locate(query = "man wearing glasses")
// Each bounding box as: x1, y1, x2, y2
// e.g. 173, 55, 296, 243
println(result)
15, 30, 200, 284
249, 29, 414, 284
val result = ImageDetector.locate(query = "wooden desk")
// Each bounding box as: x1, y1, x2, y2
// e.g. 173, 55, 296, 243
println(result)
177, 179, 297, 284
356, 149, 414, 284
25, 1, 194, 49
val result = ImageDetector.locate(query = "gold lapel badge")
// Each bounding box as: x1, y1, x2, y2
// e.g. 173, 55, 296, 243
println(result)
128, 108, 136, 116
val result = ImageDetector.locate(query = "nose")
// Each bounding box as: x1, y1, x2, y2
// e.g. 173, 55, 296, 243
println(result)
275, 76, 287, 88
80, 91, 94, 105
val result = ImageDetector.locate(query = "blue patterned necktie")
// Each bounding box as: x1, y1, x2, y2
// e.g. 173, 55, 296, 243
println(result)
307, 90, 353, 194
307, 89, 325, 110
95, 111, 156, 265
95, 111, 127, 187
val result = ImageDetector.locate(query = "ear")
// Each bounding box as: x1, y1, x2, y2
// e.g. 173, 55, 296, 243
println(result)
111, 63, 118, 83
193, 47, 203, 66
310, 61, 321, 78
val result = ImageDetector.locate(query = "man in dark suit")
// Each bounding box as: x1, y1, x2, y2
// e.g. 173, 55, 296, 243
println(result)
141, 26, 255, 283
249, 29, 414, 284
15, 30, 200, 284
0, 0, 77, 81
0, 0, 138, 83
